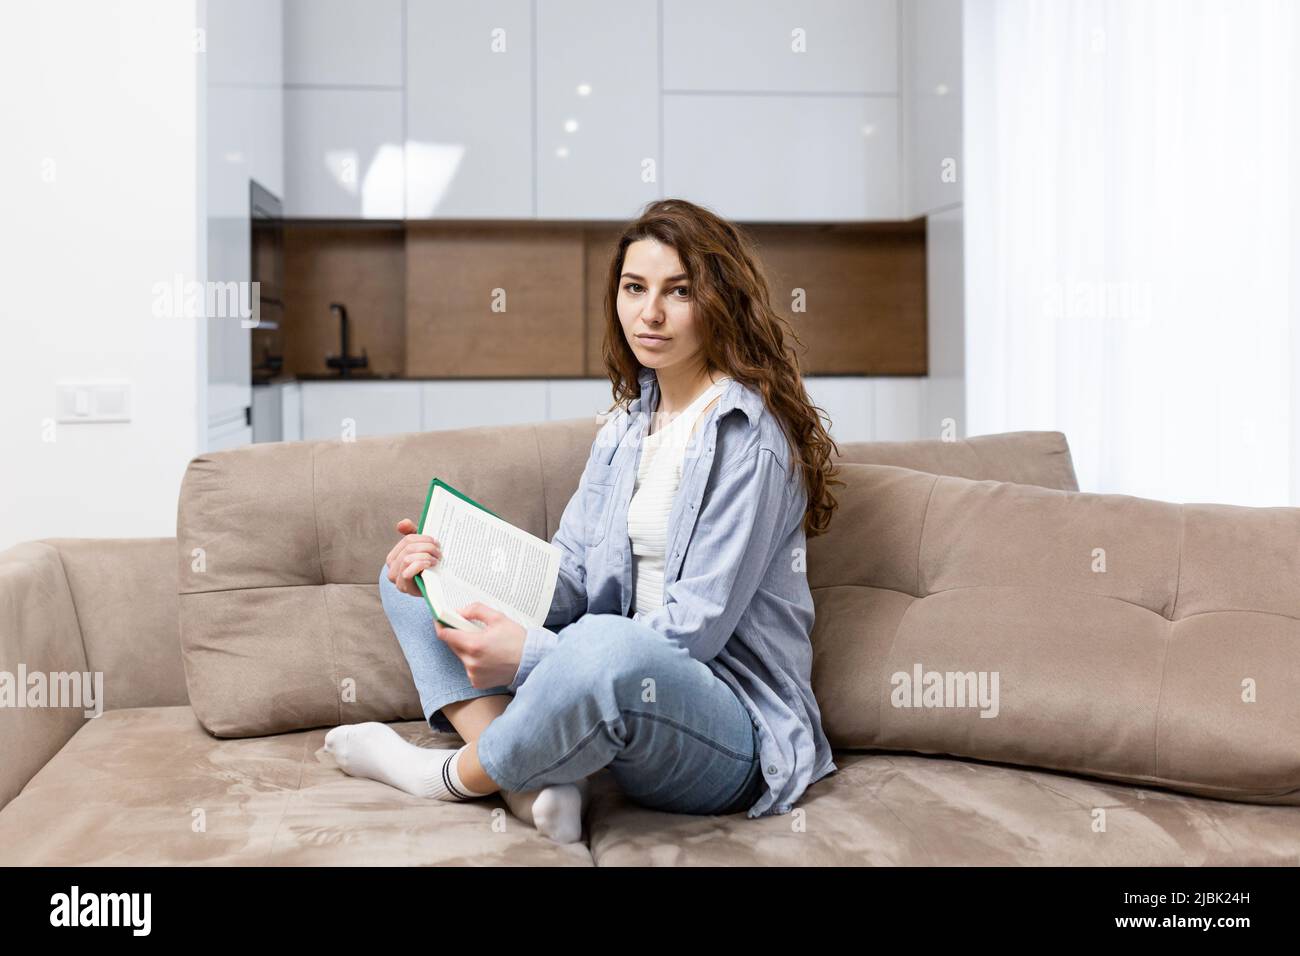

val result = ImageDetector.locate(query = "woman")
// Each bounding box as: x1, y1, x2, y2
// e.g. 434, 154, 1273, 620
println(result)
325, 198, 844, 844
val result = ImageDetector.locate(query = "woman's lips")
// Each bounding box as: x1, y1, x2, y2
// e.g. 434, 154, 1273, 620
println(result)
637, 334, 670, 347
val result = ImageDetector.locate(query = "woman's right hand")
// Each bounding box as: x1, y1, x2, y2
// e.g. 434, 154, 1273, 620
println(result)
386, 518, 443, 596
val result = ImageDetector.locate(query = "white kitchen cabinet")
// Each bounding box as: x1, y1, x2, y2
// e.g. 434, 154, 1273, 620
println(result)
297, 380, 577, 441
547, 379, 618, 424
284, 0, 403, 87
281, 382, 303, 442
872, 377, 928, 441
251, 381, 304, 443
207, 416, 253, 452
287, 377, 930, 444
535, 0, 660, 220
204, 0, 282, 454
251, 383, 283, 443
664, 94, 900, 221
283, 88, 404, 218
205, 86, 273, 451
802, 377, 929, 443
547, 377, 918, 446
405, 0, 534, 218
903, 0, 963, 217
247, 85, 285, 200
299, 382, 423, 440
923, 206, 965, 438
422, 380, 550, 431
804, 377, 872, 444
922, 375, 965, 441
663, 0, 897, 94
205, 0, 283, 87
207, 85, 283, 215
273, 0, 912, 223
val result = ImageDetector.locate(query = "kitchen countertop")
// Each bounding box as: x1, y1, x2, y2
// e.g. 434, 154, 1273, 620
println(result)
253, 374, 625, 385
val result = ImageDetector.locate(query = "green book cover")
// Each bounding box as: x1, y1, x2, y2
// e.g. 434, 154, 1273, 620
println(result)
413, 477, 501, 630
410, 477, 562, 635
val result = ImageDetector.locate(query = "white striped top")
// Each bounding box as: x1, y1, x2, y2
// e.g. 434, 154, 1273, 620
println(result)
628, 376, 731, 616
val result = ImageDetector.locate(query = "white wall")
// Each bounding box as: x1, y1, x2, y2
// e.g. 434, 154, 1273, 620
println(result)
0, 0, 204, 550
1292, 4, 1300, 510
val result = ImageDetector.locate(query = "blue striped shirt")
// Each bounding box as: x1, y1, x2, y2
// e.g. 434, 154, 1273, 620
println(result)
508, 366, 837, 818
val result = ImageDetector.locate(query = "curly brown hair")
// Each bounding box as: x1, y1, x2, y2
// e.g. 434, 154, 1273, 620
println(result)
599, 198, 844, 538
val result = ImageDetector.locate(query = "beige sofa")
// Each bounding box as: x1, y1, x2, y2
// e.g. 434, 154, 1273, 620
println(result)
2, 419, 1298, 866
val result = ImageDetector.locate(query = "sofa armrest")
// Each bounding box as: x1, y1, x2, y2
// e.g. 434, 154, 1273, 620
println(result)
40, 537, 186, 712
0, 542, 91, 811
0, 537, 186, 813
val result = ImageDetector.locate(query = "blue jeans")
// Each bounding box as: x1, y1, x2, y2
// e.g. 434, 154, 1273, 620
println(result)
378, 565, 765, 816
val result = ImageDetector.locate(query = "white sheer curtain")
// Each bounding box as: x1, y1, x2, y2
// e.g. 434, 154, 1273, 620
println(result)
964, 0, 1298, 505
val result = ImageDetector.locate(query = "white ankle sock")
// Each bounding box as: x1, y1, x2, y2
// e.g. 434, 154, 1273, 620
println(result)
502, 777, 590, 844
324, 722, 494, 801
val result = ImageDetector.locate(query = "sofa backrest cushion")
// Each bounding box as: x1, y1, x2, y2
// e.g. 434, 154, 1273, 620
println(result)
176, 418, 1080, 738
836, 429, 1079, 491
809, 462, 1300, 806
177, 417, 597, 737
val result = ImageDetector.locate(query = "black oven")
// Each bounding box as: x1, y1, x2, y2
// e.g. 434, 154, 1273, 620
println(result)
250, 180, 284, 386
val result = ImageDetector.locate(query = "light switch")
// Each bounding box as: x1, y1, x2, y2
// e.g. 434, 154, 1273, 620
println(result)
56, 381, 132, 423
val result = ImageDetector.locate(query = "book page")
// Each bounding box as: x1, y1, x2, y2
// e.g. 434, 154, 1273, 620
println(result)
418, 568, 482, 632
419, 485, 561, 630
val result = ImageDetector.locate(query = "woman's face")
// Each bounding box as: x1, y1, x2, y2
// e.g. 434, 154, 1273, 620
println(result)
617, 238, 704, 375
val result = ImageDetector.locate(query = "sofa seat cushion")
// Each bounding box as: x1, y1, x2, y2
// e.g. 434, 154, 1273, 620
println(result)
0, 706, 593, 866
584, 751, 1300, 866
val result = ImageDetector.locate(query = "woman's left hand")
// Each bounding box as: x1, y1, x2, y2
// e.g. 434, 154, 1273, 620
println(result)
434, 603, 527, 690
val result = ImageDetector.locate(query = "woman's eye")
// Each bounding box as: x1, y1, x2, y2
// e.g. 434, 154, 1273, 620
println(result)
622, 283, 688, 297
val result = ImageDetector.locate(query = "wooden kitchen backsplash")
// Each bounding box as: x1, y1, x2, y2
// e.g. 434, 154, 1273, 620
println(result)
282, 220, 926, 379
406, 223, 586, 377
282, 224, 406, 377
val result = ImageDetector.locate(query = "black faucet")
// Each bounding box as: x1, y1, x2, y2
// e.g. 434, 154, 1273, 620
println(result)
325, 302, 369, 378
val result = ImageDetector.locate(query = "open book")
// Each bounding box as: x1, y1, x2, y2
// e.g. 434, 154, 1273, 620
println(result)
413, 478, 562, 633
